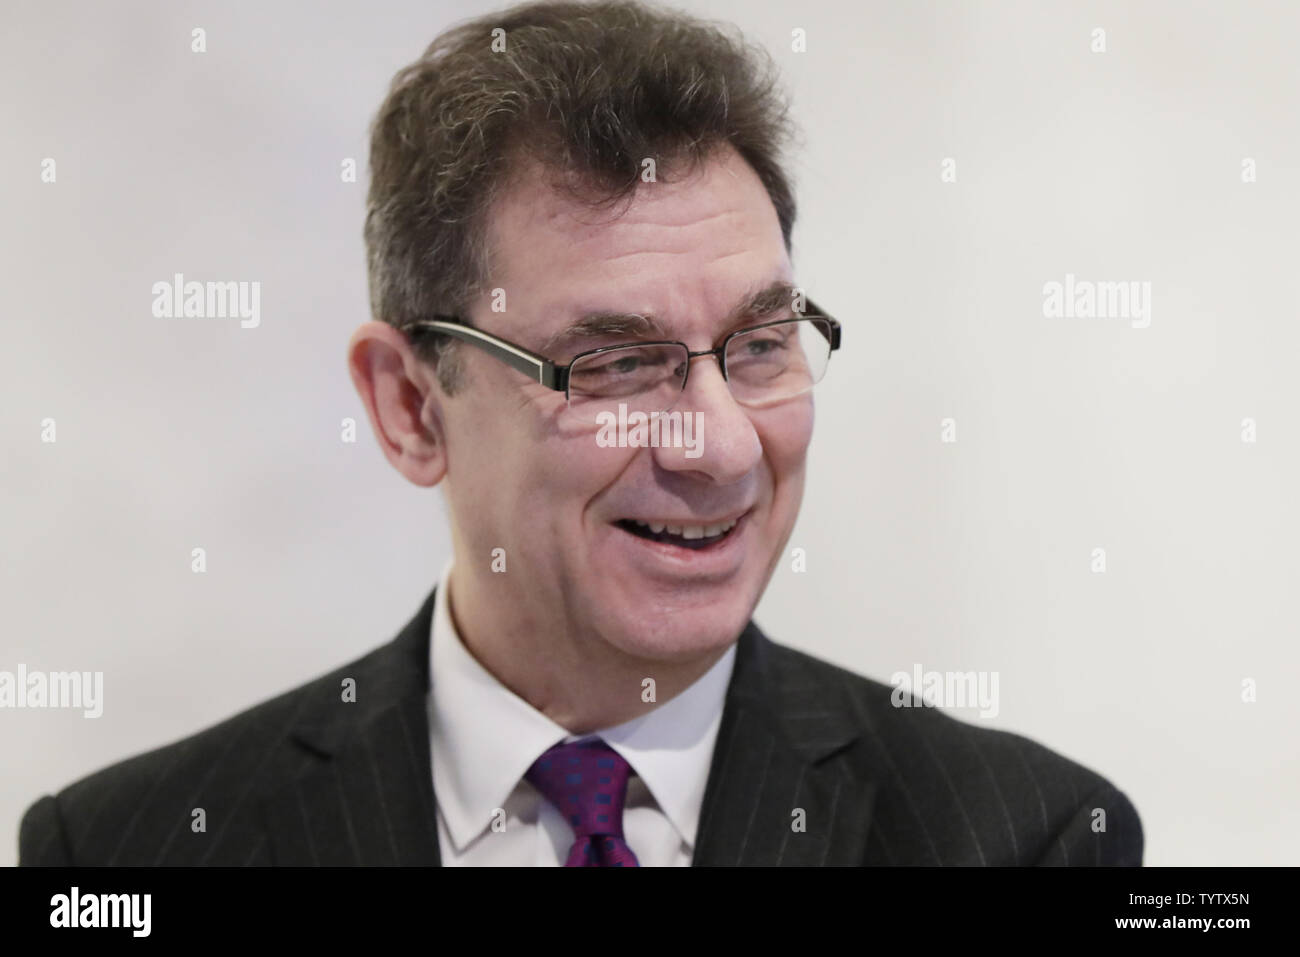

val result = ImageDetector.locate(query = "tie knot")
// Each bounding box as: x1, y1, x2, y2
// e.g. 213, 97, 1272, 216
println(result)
525, 738, 634, 841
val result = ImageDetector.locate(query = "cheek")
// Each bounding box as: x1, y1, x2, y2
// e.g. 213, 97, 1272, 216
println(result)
510, 424, 638, 540
757, 399, 815, 478
444, 402, 541, 529
754, 404, 812, 545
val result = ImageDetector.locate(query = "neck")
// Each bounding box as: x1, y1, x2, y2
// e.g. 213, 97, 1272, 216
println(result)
445, 566, 730, 734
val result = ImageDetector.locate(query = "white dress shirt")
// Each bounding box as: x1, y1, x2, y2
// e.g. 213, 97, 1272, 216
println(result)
427, 562, 736, 866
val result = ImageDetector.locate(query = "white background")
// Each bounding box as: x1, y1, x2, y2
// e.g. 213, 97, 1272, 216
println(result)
2, 0, 1297, 866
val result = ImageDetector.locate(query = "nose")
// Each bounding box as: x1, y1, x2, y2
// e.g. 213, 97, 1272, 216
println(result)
650, 353, 762, 482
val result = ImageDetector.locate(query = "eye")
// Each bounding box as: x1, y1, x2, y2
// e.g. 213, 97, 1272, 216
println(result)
608, 355, 643, 374
578, 354, 643, 377
735, 327, 794, 356
743, 336, 783, 355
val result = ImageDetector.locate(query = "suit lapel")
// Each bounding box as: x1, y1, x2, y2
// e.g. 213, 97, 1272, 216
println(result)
692, 622, 876, 866
261, 589, 442, 866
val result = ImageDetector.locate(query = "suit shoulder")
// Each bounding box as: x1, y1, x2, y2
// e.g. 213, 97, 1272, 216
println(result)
764, 639, 1112, 787
760, 638, 1142, 864
20, 637, 395, 865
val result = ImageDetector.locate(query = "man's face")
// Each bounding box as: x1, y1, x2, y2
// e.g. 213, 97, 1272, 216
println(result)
438, 144, 814, 663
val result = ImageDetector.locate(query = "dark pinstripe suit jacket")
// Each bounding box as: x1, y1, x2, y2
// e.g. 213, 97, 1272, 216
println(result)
19, 586, 1143, 866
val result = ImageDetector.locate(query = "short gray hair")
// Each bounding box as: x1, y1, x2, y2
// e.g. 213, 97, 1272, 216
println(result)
363, 0, 799, 393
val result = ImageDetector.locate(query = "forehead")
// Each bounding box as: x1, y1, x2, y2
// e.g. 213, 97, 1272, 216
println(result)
481, 145, 790, 340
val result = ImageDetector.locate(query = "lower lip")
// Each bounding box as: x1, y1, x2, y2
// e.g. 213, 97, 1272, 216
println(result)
606, 511, 751, 581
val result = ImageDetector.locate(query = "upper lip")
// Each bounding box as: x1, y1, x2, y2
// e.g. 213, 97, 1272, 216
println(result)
617, 508, 752, 526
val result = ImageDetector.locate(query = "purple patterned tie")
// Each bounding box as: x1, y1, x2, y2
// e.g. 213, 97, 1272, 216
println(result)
525, 738, 641, 867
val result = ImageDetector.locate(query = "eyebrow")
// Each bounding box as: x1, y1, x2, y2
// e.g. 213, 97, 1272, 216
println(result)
538, 280, 801, 354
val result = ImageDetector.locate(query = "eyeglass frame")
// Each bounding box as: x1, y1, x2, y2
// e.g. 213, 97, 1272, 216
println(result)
399, 299, 842, 401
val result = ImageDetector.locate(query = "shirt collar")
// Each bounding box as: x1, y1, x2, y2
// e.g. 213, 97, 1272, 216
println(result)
428, 561, 736, 855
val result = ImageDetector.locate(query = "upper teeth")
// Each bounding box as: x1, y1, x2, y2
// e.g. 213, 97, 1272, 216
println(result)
633, 519, 737, 538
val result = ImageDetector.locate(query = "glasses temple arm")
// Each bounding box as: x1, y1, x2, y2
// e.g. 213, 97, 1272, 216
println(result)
406, 319, 563, 390
802, 300, 842, 350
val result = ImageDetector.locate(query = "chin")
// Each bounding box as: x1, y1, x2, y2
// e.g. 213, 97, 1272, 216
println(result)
589, 591, 756, 664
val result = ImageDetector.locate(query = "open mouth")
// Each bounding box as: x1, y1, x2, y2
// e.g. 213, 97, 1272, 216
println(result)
615, 515, 742, 550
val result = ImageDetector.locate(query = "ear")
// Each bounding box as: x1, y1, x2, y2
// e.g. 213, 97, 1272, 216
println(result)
346, 321, 448, 487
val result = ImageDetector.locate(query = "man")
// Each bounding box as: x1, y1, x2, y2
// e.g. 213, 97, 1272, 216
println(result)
20, 0, 1141, 866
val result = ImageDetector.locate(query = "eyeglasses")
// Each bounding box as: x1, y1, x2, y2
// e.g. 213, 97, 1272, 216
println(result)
402, 299, 842, 425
